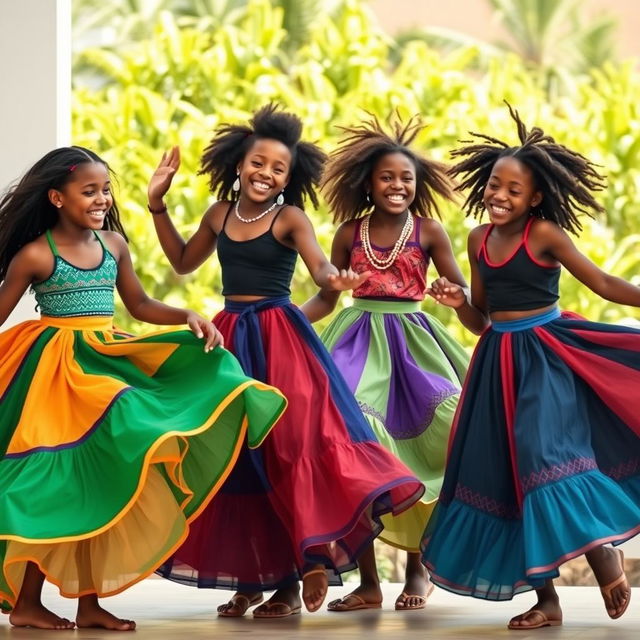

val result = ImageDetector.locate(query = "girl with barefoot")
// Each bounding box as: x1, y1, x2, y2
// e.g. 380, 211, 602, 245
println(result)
0, 146, 285, 630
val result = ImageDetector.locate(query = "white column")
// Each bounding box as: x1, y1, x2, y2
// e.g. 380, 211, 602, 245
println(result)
0, 0, 71, 328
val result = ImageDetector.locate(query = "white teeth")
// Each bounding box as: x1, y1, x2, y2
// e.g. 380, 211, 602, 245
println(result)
387, 195, 404, 202
252, 182, 270, 190
492, 205, 509, 214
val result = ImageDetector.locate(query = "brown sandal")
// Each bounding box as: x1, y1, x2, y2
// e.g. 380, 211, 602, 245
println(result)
217, 593, 264, 618
599, 549, 631, 620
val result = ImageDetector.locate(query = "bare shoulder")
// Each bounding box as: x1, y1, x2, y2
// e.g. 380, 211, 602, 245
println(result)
468, 223, 489, 243
99, 230, 128, 259
205, 200, 234, 234
528, 218, 565, 241
11, 235, 54, 279
336, 219, 358, 238
420, 217, 447, 238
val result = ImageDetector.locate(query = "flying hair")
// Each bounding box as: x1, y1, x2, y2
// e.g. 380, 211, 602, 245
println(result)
448, 102, 606, 233
321, 113, 455, 223
199, 104, 327, 209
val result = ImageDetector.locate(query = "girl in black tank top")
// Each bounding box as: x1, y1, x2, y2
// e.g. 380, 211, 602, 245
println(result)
146, 105, 425, 618
422, 105, 640, 629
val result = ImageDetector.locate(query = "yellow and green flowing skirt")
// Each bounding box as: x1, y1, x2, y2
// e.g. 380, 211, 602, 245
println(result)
0, 316, 286, 609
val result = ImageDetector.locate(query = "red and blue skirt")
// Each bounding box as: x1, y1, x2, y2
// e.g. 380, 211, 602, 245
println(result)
421, 308, 640, 600
158, 296, 424, 591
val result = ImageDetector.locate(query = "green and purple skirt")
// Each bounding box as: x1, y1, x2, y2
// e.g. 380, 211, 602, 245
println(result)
322, 299, 469, 551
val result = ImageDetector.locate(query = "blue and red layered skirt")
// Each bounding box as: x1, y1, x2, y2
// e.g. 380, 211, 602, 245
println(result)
422, 309, 640, 600
159, 297, 423, 591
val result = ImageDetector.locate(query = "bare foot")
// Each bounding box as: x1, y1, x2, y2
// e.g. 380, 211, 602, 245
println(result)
508, 600, 562, 629
253, 585, 301, 618
302, 568, 328, 613
328, 583, 383, 611
9, 602, 75, 630
218, 592, 263, 617
587, 546, 631, 619
76, 599, 135, 631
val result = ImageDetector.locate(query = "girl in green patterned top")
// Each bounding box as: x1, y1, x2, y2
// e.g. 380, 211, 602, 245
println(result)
0, 147, 286, 631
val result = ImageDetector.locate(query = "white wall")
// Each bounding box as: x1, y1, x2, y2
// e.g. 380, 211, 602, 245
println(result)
0, 0, 71, 328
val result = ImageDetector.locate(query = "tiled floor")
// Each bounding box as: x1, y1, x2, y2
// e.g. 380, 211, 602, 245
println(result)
1, 580, 637, 639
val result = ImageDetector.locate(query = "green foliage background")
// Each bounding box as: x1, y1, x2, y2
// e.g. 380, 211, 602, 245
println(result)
72, 0, 640, 345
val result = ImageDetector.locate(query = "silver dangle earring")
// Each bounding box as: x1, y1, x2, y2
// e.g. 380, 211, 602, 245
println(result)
276, 191, 284, 206
366, 192, 371, 204
232, 173, 240, 192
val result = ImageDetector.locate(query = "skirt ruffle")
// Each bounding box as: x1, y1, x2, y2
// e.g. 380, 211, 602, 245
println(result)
0, 316, 286, 608
158, 297, 424, 591
321, 299, 469, 551
421, 312, 640, 600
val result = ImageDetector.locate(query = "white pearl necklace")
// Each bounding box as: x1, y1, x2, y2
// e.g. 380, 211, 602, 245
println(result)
360, 213, 414, 270
234, 199, 277, 223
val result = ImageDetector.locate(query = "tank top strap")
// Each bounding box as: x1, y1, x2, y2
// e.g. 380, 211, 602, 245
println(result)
413, 215, 421, 241
478, 224, 494, 260
221, 201, 235, 232
352, 217, 364, 248
93, 230, 108, 251
268, 205, 288, 231
522, 216, 536, 246
45, 229, 59, 257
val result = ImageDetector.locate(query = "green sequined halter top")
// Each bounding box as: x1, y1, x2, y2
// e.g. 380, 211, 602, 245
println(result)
32, 230, 117, 318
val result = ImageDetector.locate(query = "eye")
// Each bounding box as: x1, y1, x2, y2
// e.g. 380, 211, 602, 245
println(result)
510, 190, 521, 196
83, 191, 95, 196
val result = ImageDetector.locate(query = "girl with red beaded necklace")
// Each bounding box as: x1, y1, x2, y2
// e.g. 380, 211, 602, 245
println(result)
302, 115, 488, 612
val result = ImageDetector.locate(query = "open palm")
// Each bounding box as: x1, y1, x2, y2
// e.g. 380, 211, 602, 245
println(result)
148, 146, 181, 203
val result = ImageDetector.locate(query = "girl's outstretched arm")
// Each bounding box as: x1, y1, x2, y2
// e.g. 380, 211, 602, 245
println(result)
105, 232, 222, 351
426, 221, 489, 335
147, 147, 218, 274
300, 221, 355, 323
533, 220, 640, 307
286, 207, 370, 293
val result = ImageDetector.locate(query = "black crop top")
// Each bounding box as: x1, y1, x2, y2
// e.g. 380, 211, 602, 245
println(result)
217, 203, 298, 297
477, 218, 560, 312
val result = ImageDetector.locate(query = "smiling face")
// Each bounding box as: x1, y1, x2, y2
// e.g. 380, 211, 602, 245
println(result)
483, 155, 542, 225
369, 151, 416, 215
49, 162, 113, 230
237, 138, 292, 204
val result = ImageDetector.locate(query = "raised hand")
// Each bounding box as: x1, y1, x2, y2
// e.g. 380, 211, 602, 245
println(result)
426, 277, 467, 308
148, 146, 181, 206
186, 312, 224, 352
326, 268, 372, 292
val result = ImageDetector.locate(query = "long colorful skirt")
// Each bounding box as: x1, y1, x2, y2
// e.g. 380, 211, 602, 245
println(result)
421, 308, 640, 600
158, 296, 424, 591
0, 315, 286, 609
321, 298, 469, 551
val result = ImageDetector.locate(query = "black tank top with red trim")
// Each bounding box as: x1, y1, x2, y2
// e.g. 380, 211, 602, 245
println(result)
477, 218, 560, 312
217, 203, 297, 296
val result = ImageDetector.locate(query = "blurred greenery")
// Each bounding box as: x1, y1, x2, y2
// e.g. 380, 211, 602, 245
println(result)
71, 0, 640, 347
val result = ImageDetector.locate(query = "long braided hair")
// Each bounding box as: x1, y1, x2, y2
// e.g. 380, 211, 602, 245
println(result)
199, 104, 327, 209
449, 103, 605, 234
0, 146, 126, 281
321, 114, 455, 223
